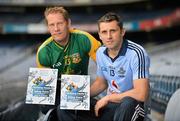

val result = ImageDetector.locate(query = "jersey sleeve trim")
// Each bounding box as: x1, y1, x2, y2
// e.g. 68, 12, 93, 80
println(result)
70, 29, 101, 61
128, 41, 150, 79
88, 35, 101, 61
36, 37, 53, 68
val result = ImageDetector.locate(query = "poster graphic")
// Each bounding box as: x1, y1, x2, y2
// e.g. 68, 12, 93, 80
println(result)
60, 75, 90, 110
25, 67, 58, 105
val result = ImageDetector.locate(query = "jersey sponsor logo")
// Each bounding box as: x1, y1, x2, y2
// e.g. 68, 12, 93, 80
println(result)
108, 87, 120, 94
118, 67, 125, 77
112, 80, 120, 90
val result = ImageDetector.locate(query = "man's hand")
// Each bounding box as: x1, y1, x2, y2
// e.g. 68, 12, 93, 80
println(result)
94, 95, 109, 117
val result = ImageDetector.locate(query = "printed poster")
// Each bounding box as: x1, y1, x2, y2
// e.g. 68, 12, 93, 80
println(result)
60, 74, 90, 110
25, 67, 58, 105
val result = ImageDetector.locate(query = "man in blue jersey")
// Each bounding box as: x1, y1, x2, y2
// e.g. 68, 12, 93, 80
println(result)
90, 12, 150, 121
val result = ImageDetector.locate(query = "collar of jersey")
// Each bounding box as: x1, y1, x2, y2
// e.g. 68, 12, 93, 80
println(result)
53, 37, 70, 52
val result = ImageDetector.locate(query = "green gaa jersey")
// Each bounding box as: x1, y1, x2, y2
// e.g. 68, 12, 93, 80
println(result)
36, 29, 101, 77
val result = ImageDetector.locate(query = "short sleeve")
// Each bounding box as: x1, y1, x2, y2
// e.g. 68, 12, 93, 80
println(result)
36, 47, 51, 68
131, 49, 150, 80
96, 48, 104, 78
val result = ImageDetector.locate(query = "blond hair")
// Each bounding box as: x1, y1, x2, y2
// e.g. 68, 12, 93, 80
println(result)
44, 6, 70, 21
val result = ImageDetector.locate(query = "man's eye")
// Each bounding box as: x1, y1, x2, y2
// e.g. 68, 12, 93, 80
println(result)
111, 30, 116, 33
101, 31, 107, 34
58, 22, 65, 26
49, 24, 54, 28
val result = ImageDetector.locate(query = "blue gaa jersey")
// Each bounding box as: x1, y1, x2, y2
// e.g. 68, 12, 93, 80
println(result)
96, 39, 150, 94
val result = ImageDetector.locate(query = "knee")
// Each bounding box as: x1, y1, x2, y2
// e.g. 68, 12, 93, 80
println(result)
113, 97, 144, 121
114, 97, 139, 115
40, 105, 55, 114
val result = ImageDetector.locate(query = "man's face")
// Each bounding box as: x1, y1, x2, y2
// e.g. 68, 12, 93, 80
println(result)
98, 20, 125, 50
46, 13, 70, 44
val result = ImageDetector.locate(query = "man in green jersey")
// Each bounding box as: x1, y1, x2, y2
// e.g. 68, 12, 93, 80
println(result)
36, 6, 101, 120
37, 6, 101, 76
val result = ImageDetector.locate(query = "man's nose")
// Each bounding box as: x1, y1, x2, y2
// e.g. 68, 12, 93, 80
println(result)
54, 24, 60, 31
107, 32, 112, 39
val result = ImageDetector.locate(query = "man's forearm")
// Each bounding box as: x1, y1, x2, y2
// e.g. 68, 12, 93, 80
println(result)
107, 86, 149, 103
90, 77, 107, 97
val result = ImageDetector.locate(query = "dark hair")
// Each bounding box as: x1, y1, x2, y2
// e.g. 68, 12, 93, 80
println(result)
98, 12, 123, 30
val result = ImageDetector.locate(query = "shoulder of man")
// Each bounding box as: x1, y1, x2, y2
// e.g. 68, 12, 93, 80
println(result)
127, 40, 148, 53
97, 45, 106, 53
69, 28, 98, 40
69, 28, 90, 35
38, 36, 53, 52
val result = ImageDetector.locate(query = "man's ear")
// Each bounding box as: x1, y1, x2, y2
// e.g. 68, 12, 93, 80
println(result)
98, 32, 102, 40
121, 28, 126, 37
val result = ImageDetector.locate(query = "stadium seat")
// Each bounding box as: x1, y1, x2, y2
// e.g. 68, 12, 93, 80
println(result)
165, 89, 180, 121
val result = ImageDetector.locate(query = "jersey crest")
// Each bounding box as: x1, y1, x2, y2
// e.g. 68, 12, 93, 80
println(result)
72, 53, 81, 64
118, 67, 126, 77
